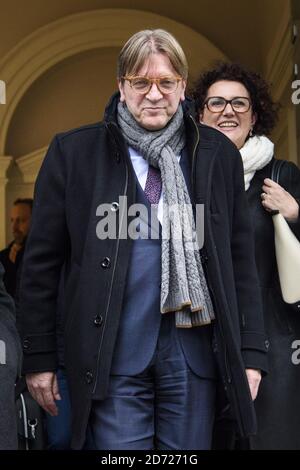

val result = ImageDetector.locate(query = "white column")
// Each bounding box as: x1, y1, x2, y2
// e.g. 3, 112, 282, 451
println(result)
16, 147, 46, 184
0, 156, 13, 249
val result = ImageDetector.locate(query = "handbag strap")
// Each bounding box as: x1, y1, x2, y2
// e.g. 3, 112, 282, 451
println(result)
271, 159, 285, 184
270, 159, 286, 216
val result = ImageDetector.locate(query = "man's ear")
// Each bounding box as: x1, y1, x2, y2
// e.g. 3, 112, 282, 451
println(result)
180, 80, 187, 102
251, 112, 257, 128
199, 111, 204, 124
118, 80, 125, 102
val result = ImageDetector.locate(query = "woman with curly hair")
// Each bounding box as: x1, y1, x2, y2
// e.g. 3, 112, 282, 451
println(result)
193, 62, 300, 450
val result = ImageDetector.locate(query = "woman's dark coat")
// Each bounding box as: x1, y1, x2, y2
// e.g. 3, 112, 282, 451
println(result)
248, 158, 300, 450
19, 94, 268, 449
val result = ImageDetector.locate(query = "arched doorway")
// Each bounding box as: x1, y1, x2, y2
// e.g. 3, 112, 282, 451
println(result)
0, 9, 227, 245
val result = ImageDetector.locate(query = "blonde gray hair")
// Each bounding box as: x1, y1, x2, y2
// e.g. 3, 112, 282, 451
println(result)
117, 29, 188, 81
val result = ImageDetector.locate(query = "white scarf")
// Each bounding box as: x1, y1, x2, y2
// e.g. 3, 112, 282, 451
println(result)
239, 135, 274, 190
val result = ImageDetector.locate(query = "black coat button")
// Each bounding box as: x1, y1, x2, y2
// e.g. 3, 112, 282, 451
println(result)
101, 257, 111, 269
94, 315, 103, 326
265, 340, 270, 350
85, 371, 93, 384
23, 339, 30, 350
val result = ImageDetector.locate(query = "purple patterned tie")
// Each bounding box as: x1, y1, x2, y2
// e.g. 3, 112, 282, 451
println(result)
144, 165, 162, 204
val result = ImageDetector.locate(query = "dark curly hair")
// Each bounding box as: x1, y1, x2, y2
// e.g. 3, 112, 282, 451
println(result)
192, 62, 279, 136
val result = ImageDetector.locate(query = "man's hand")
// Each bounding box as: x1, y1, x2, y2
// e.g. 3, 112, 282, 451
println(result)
245, 368, 261, 401
26, 371, 61, 416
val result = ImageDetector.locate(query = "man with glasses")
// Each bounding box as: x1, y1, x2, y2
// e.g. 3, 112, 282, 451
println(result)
19, 29, 267, 450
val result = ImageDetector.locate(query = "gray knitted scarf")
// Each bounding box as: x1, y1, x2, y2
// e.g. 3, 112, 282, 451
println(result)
118, 102, 215, 327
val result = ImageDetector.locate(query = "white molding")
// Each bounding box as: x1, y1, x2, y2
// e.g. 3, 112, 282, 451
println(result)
16, 146, 48, 183
0, 155, 13, 181
0, 156, 13, 249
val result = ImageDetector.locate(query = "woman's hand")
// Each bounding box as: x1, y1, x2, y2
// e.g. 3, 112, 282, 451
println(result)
261, 178, 299, 221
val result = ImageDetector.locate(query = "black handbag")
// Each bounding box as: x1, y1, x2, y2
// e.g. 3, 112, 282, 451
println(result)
15, 378, 47, 450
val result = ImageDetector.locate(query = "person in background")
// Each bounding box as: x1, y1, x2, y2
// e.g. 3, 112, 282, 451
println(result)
0, 262, 22, 449
194, 62, 300, 450
0, 197, 71, 449
0, 198, 33, 298
19, 30, 267, 450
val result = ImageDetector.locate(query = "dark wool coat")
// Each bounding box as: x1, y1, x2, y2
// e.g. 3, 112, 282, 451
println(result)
0, 263, 22, 449
0, 242, 25, 298
19, 94, 268, 449
247, 158, 300, 450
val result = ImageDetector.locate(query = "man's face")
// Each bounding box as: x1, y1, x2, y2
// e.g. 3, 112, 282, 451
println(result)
10, 204, 32, 244
119, 52, 186, 130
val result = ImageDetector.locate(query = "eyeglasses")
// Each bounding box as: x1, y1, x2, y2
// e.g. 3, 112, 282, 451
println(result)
122, 76, 182, 95
204, 96, 251, 113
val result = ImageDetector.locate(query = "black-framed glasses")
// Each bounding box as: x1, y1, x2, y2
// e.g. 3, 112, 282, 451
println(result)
204, 96, 251, 113
122, 76, 182, 95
